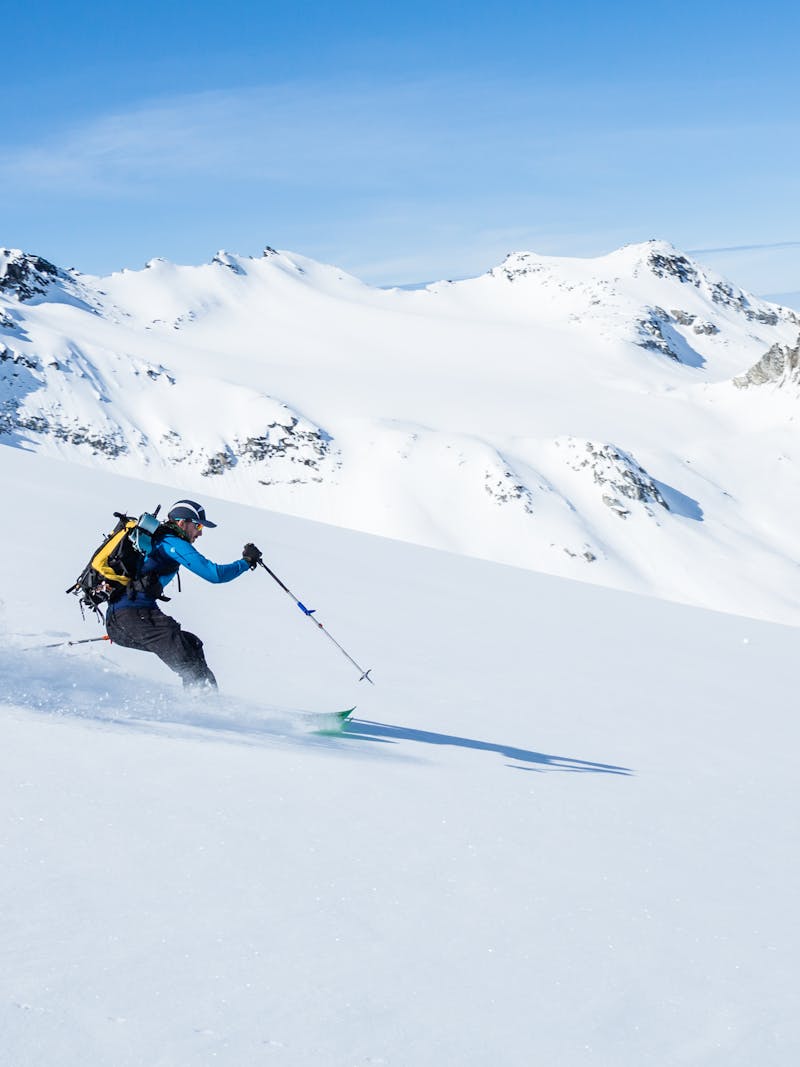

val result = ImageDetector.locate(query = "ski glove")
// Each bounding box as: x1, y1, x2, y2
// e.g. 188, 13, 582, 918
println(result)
242, 543, 263, 570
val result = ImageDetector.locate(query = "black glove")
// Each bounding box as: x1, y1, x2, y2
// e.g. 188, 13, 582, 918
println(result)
242, 543, 262, 570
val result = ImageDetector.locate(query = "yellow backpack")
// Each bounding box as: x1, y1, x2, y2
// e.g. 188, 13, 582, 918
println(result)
66, 509, 162, 617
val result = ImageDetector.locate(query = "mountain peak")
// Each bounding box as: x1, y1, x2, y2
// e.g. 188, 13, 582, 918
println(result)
490, 240, 689, 284
211, 250, 247, 275
0, 249, 59, 301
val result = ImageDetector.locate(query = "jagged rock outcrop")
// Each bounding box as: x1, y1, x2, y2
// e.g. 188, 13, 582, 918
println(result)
636, 308, 684, 361
670, 309, 718, 335
634, 307, 709, 365
0, 250, 59, 301
708, 280, 779, 324
733, 338, 800, 389
202, 416, 335, 484
642, 245, 791, 325
0, 344, 39, 370
647, 249, 700, 286
557, 438, 669, 518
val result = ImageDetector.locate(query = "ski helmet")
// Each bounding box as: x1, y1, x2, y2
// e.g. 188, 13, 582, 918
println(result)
167, 499, 217, 528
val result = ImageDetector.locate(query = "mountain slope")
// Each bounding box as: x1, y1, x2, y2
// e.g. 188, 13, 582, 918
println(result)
1, 446, 798, 1067
2, 240, 799, 623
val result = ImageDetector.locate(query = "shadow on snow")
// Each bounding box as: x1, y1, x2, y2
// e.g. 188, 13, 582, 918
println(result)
0, 644, 632, 775
343, 719, 633, 776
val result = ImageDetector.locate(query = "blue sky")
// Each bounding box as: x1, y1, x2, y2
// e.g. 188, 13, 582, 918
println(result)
3, 1, 800, 293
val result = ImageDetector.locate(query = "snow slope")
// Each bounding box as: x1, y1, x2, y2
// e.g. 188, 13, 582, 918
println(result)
2, 446, 797, 1066
2, 240, 800, 624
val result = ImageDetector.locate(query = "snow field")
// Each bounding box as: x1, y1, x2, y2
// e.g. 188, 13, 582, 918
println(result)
1, 447, 798, 1065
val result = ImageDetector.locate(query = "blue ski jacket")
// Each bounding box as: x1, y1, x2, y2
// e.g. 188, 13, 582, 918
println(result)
107, 532, 249, 612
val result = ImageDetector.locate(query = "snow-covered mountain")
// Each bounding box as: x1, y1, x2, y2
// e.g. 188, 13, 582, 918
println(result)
2, 240, 799, 623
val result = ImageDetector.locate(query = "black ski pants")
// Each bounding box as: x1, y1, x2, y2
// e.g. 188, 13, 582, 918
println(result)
106, 604, 217, 690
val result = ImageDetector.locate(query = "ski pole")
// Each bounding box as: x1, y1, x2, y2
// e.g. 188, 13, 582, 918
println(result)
257, 560, 374, 684
22, 635, 111, 652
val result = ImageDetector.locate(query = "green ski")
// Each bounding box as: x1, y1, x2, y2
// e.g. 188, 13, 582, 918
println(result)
309, 707, 356, 734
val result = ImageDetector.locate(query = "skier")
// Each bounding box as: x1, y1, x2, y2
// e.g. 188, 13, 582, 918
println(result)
105, 499, 262, 690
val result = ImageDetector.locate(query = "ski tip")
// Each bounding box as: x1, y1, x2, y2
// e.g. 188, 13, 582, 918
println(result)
312, 707, 356, 736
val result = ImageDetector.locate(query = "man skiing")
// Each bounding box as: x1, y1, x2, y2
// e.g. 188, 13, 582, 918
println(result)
105, 499, 262, 690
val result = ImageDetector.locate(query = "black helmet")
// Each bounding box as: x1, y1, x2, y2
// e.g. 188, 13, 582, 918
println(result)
168, 499, 217, 528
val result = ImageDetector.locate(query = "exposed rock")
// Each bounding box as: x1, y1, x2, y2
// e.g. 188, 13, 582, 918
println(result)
562, 545, 598, 563
159, 430, 195, 465
636, 308, 682, 360
203, 450, 237, 476
733, 338, 800, 389
558, 438, 669, 517
492, 253, 546, 283
601, 494, 629, 517
212, 251, 246, 275
239, 418, 332, 472
647, 249, 785, 325
131, 361, 176, 384
0, 405, 46, 435
746, 306, 779, 326
707, 280, 780, 324
202, 416, 337, 484
0, 345, 39, 370
145, 365, 176, 384
50, 419, 128, 455
0, 250, 59, 300
647, 250, 700, 285
692, 320, 719, 335
708, 281, 746, 313
483, 468, 535, 513
0, 401, 128, 456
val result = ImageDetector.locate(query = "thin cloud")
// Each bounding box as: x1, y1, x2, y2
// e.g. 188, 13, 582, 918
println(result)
0, 84, 446, 195
4, 78, 788, 201
0, 79, 568, 197
689, 241, 800, 254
